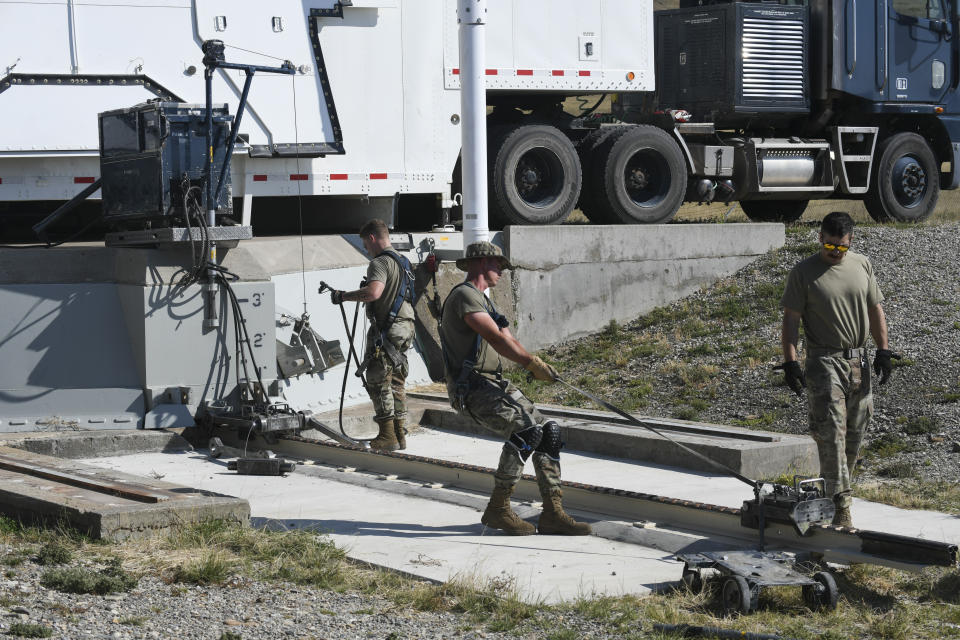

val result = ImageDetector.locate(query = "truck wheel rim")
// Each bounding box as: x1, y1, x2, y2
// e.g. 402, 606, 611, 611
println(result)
514, 147, 564, 208
892, 155, 926, 208
624, 149, 669, 208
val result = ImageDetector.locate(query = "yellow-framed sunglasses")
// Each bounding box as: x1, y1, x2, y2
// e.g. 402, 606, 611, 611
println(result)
822, 242, 850, 253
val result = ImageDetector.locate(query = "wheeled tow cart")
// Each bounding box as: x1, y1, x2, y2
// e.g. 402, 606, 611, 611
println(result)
678, 549, 838, 615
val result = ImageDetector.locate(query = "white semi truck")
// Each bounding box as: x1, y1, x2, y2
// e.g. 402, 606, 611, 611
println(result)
2, 0, 954, 238
0, 0, 653, 235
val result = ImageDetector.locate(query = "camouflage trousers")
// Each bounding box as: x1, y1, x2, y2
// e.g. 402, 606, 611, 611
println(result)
363, 319, 415, 422
806, 353, 873, 508
456, 374, 562, 498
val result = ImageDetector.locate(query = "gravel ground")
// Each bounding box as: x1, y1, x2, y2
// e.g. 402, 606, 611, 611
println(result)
541, 221, 960, 484
0, 556, 496, 640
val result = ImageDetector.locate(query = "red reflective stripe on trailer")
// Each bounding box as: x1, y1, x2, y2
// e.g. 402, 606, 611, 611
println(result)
485, 69, 498, 75
253, 174, 267, 182
290, 174, 308, 181
74, 177, 96, 184
552, 70, 564, 76
578, 70, 591, 77
0, 178, 3, 184
516, 69, 533, 76
369, 173, 388, 180
452, 68, 460, 75
329, 174, 348, 180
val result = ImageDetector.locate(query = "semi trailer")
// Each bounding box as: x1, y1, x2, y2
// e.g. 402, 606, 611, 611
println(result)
0, 0, 956, 237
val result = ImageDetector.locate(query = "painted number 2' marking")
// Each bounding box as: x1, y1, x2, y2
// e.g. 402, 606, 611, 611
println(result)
253, 333, 264, 348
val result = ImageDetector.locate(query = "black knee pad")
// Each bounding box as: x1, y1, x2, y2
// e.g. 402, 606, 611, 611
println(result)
534, 420, 563, 459
508, 424, 543, 461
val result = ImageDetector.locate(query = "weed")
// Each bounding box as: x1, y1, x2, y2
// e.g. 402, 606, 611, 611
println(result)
673, 406, 699, 421
732, 411, 780, 429
902, 416, 937, 435
3, 552, 26, 567
6, 622, 52, 638
863, 432, 914, 458
943, 392, 960, 403
119, 616, 148, 626
36, 542, 73, 566
954, 321, 960, 331
40, 557, 136, 595
877, 462, 917, 479
172, 552, 234, 586
219, 633, 242, 640
931, 298, 951, 306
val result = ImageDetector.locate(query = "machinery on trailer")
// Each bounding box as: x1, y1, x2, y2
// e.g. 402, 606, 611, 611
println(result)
2, 0, 959, 235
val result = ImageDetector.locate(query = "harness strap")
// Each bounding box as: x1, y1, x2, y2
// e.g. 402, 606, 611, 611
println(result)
438, 281, 505, 409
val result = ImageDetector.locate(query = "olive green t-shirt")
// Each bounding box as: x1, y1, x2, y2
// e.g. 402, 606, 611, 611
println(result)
439, 283, 502, 383
366, 248, 415, 328
780, 251, 883, 350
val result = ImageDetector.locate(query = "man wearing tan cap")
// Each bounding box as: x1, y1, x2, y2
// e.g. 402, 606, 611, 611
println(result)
439, 241, 590, 536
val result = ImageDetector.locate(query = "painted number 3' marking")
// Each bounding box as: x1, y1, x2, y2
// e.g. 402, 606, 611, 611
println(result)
251, 293, 262, 307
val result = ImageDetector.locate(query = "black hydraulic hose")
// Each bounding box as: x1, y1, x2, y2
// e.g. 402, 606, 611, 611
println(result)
556, 377, 758, 489
335, 300, 366, 438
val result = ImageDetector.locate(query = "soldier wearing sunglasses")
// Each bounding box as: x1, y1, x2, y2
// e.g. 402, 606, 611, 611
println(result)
778, 211, 899, 528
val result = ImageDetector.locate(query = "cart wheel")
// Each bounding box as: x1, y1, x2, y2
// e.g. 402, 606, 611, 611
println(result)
721, 575, 752, 615
803, 571, 838, 611
681, 567, 703, 594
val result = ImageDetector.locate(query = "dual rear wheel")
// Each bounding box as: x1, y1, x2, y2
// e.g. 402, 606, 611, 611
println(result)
486, 123, 685, 226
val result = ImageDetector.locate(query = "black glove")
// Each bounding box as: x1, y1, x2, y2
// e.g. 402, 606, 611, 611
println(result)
330, 290, 344, 305
873, 349, 900, 385
774, 361, 805, 397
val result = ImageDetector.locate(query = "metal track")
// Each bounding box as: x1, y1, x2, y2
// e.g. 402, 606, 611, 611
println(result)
245, 433, 956, 570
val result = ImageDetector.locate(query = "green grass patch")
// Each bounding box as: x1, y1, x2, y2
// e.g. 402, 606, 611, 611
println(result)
40, 557, 136, 595
854, 480, 960, 513
172, 551, 234, 586
394, 575, 536, 632
6, 622, 53, 638
118, 616, 148, 626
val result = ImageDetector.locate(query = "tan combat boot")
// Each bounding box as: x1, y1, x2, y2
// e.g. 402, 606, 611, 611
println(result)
832, 494, 853, 528
394, 418, 407, 450
538, 490, 591, 536
369, 418, 400, 452
481, 486, 535, 535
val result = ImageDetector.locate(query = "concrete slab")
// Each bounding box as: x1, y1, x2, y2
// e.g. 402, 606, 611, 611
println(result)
81, 450, 683, 604
0, 446, 248, 540
0, 429, 193, 459
415, 397, 818, 478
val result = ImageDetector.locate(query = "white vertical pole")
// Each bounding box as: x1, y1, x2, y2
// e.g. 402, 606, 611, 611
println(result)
457, 0, 489, 247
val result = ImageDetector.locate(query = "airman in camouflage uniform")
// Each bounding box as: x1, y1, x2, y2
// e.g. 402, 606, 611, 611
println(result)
779, 212, 898, 527
329, 219, 415, 451
439, 241, 589, 536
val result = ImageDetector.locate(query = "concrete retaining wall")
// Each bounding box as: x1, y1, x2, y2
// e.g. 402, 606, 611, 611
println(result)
503, 224, 784, 351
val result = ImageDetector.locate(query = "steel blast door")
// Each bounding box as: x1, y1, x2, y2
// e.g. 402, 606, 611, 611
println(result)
886, 0, 953, 102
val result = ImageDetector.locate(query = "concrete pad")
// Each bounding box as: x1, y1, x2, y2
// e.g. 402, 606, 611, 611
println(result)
81, 450, 682, 603
0, 446, 248, 540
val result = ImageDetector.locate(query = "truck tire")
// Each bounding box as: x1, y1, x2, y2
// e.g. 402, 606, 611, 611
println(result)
864, 132, 939, 223
576, 126, 627, 224
739, 200, 808, 223
488, 124, 581, 226
590, 125, 686, 224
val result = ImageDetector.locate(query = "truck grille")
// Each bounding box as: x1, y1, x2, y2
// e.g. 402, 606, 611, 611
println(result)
741, 17, 805, 99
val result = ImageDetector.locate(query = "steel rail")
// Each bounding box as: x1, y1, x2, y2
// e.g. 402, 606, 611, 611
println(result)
255, 433, 958, 571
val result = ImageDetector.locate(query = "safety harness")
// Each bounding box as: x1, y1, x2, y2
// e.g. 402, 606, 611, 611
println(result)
357, 249, 414, 374
439, 281, 510, 412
